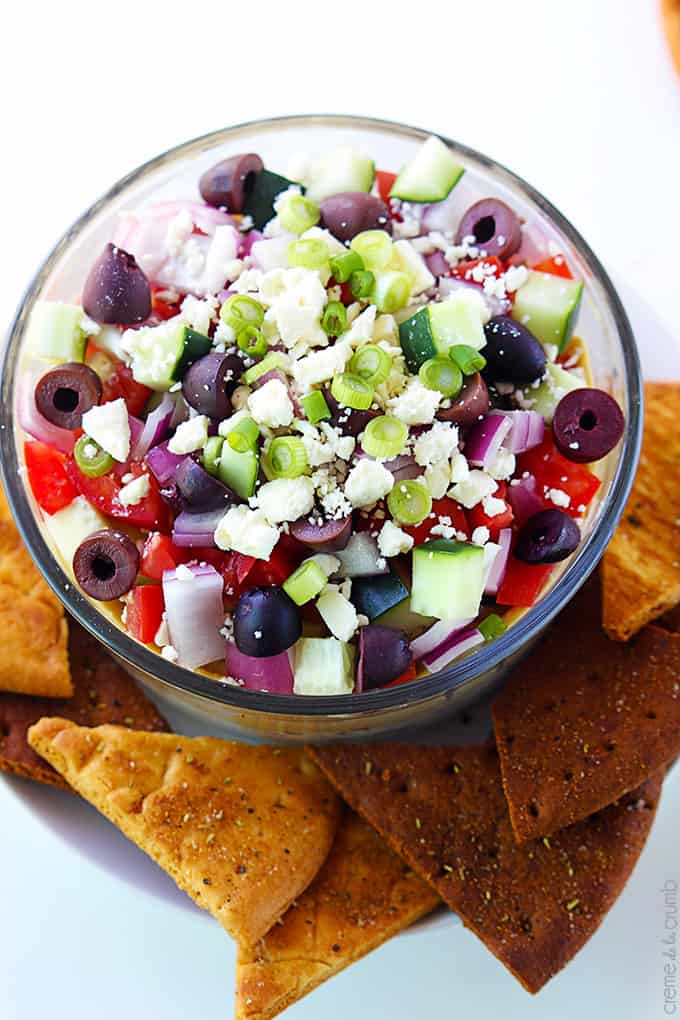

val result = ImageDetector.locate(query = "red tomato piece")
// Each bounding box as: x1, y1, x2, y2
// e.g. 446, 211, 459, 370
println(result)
466, 481, 514, 539
495, 555, 553, 607
375, 170, 397, 205
384, 661, 418, 688
403, 497, 471, 545
141, 532, 186, 579
151, 287, 183, 321
126, 584, 165, 643
246, 535, 303, 588
449, 256, 504, 281
85, 343, 152, 417
66, 459, 171, 531
517, 436, 600, 518
532, 255, 573, 279
24, 440, 78, 515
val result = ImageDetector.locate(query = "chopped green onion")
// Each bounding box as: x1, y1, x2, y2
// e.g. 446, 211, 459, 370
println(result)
371, 270, 411, 313
349, 344, 392, 385
242, 351, 286, 386
264, 436, 309, 479
449, 344, 487, 376
361, 415, 408, 459
329, 249, 364, 283
202, 435, 225, 477
301, 390, 331, 425
331, 372, 374, 411
277, 193, 320, 234
349, 269, 375, 299
287, 237, 330, 270
479, 614, 507, 642
236, 325, 268, 359
419, 356, 463, 397
387, 479, 432, 526
283, 559, 328, 606
350, 230, 393, 271
321, 301, 348, 337
220, 294, 264, 331
227, 417, 259, 453
74, 434, 114, 478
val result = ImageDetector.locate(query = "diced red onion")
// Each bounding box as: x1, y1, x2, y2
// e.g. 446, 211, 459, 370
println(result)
420, 178, 479, 234
225, 644, 294, 694
146, 442, 189, 484
438, 275, 510, 317
333, 532, 389, 578
145, 200, 239, 234
162, 563, 225, 668
484, 528, 512, 595
17, 366, 76, 454
169, 393, 189, 430
132, 393, 175, 460
424, 251, 449, 278
410, 617, 475, 660
464, 413, 512, 470
383, 454, 422, 483
126, 415, 144, 460
506, 474, 543, 525
489, 409, 544, 454
172, 508, 225, 547
239, 229, 264, 257
422, 628, 484, 673
254, 368, 287, 389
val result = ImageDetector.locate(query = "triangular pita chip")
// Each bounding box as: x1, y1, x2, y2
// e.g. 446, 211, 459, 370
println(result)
663, 0, 680, 73
0, 483, 70, 696
309, 743, 662, 993
235, 809, 439, 1020
602, 382, 680, 640
0, 621, 169, 788
492, 573, 680, 842
29, 720, 340, 946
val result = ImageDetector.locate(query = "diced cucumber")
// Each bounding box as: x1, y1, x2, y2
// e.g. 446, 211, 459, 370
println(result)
305, 147, 375, 204
218, 431, 259, 500
411, 539, 485, 620
351, 570, 409, 621
24, 301, 87, 362
390, 136, 465, 203
374, 595, 436, 633
293, 636, 356, 695
42, 496, 108, 575
521, 362, 585, 422
243, 169, 299, 230
398, 291, 488, 372
128, 321, 211, 391
512, 271, 584, 353
398, 308, 436, 373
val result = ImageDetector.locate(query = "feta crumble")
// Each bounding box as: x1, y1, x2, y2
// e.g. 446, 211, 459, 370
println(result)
81, 398, 131, 463
168, 415, 209, 454
344, 460, 395, 508
377, 520, 414, 558
247, 379, 294, 428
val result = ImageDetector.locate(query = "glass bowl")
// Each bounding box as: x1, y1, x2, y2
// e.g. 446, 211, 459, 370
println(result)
0, 115, 642, 741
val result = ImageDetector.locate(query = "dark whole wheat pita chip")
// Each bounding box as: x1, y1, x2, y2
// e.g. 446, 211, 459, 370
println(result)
308, 743, 662, 994
491, 573, 680, 842
663, 0, 680, 74
235, 809, 439, 1020
602, 382, 680, 641
0, 621, 169, 789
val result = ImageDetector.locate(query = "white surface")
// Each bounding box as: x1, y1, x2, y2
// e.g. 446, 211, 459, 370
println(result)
1, 1, 679, 1017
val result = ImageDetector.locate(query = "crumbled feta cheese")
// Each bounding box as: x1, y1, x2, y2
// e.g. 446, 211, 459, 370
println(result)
344, 460, 394, 508
503, 265, 529, 293
253, 477, 315, 524
423, 463, 451, 499
482, 495, 507, 518
487, 447, 516, 481
247, 379, 294, 428
305, 553, 341, 577
161, 645, 179, 662
342, 305, 377, 346
118, 473, 150, 507
174, 563, 195, 582
166, 210, 193, 256
377, 520, 414, 558
546, 487, 571, 508
167, 415, 209, 454
300, 225, 346, 257
389, 379, 442, 425
413, 421, 459, 468
391, 240, 435, 295
471, 526, 490, 546
320, 488, 353, 519
180, 294, 218, 335
257, 267, 327, 348
154, 614, 170, 648
316, 584, 359, 642
449, 451, 470, 485
80, 314, 100, 337
292, 342, 352, 390
214, 505, 280, 559
450, 470, 497, 509
81, 398, 131, 462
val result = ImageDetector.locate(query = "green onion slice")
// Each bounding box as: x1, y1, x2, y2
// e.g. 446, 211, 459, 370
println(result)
301, 390, 331, 425
236, 325, 268, 358
202, 435, 225, 477
287, 237, 329, 270
350, 230, 393, 270
227, 417, 259, 453
419, 356, 463, 397
220, 294, 264, 331
265, 436, 309, 479
349, 344, 392, 385
361, 415, 408, 459
371, 270, 411, 313
278, 194, 320, 234
321, 301, 348, 337
329, 249, 364, 283
331, 372, 374, 411
387, 478, 433, 526
449, 344, 487, 376
479, 613, 507, 642
349, 269, 375, 299
74, 435, 114, 478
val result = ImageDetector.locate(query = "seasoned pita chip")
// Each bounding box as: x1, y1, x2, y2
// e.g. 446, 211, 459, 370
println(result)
663, 0, 680, 74
492, 573, 680, 842
0, 484, 70, 696
0, 621, 169, 788
602, 382, 680, 640
309, 743, 661, 993
236, 809, 439, 1020
29, 719, 340, 946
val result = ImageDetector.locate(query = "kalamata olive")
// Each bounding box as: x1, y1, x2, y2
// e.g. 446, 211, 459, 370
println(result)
515, 509, 581, 565
289, 515, 353, 552
199, 153, 265, 212
182, 353, 239, 419
175, 458, 235, 512
357, 625, 412, 691
233, 585, 302, 658
82, 244, 151, 325
319, 192, 392, 242
73, 529, 140, 600
455, 198, 522, 260
35, 363, 103, 429
552, 388, 625, 463
482, 315, 547, 383
324, 387, 379, 437
437, 372, 489, 427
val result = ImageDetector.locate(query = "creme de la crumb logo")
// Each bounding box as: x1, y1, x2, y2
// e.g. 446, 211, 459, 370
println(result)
662, 879, 678, 1015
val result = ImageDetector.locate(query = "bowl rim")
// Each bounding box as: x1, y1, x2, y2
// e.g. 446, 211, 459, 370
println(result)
0, 112, 643, 719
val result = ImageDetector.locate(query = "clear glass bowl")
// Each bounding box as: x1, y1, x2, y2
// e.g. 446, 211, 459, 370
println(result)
0, 115, 642, 741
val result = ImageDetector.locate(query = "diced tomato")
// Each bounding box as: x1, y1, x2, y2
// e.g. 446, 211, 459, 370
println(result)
246, 534, 303, 588
141, 532, 186, 579
532, 255, 573, 279
496, 555, 553, 607
126, 584, 165, 643
403, 497, 471, 546
375, 170, 397, 205
151, 287, 183, 321
384, 661, 418, 688
449, 256, 504, 281
466, 481, 514, 539
24, 440, 78, 515
85, 343, 152, 417
65, 459, 172, 531
339, 281, 354, 305
517, 436, 600, 518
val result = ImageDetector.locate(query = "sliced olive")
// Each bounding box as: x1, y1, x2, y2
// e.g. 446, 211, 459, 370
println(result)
35, 363, 103, 429
455, 198, 522, 260
73, 529, 140, 600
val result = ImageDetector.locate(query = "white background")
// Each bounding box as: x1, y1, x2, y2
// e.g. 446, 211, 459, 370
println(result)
1, 1, 679, 1018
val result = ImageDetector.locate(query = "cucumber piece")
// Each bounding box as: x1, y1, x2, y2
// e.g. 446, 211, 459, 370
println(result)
411, 539, 485, 620
374, 595, 436, 634
390, 136, 465, 203
522, 362, 584, 422
351, 570, 409, 621
24, 301, 87, 362
43, 496, 108, 575
218, 434, 259, 500
243, 169, 298, 230
398, 307, 436, 373
398, 291, 488, 372
293, 636, 356, 695
305, 147, 375, 204
512, 271, 584, 353
175, 327, 212, 378
128, 321, 211, 391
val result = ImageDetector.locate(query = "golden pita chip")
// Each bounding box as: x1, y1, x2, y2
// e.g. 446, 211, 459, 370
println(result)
28, 719, 340, 946
0, 484, 71, 696
236, 809, 439, 1020
662, 0, 680, 74
602, 382, 680, 640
